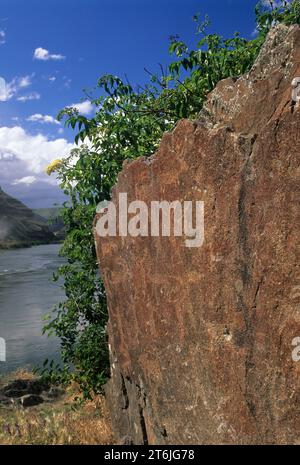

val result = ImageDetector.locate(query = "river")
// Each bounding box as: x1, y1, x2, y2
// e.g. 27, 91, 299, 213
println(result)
0, 244, 65, 373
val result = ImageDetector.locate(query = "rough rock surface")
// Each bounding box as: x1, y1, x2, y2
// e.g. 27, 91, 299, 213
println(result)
20, 394, 44, 408
0, 379, 64, 408
94, 25, 300, 444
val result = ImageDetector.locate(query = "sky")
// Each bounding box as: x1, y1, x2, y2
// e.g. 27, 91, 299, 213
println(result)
0, 0, 265, 208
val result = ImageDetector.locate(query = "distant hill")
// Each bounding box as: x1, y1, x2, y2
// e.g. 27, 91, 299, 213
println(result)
33, 207, 62, 221
34, 207, 65, 240
0, 188, 55, 249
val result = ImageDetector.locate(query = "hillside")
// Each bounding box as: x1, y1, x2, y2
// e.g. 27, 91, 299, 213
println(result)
33, 207, 62, 221
34, 207, 65, 240
0, 188, 55, 249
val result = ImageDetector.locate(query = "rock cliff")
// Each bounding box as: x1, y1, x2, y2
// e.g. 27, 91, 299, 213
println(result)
94, 25, 300, 444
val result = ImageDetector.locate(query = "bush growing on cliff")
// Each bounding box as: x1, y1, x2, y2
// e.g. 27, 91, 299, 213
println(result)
44, 0, 300, 397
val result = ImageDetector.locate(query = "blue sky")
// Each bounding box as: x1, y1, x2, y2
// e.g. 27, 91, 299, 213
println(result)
0, 0, 261, 208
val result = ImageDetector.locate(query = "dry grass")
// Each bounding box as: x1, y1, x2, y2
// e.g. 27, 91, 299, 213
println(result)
0, 370, 115, 445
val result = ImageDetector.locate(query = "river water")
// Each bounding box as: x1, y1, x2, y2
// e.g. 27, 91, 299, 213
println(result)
0, 244, 65, 373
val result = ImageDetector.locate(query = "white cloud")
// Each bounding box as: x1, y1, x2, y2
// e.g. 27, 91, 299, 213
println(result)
0, 126, 72, 172
0, 30, 5, 45
0, 124, 83, 206
0, 75, 36, 102
63, 78, 72, 89
261, 0, 288, 7
49, 76, 56, 82
34, 47, 65, 61
70, 100, 93, 115
27, 114, 60, 125
17, 92, 40, 102
18, 75, 32, 88
12, 176, 37, 185
0, 77, 6, 100
0, 125, 73, 197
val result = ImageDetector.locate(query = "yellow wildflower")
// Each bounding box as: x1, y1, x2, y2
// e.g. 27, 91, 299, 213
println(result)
45, 159, 63, 176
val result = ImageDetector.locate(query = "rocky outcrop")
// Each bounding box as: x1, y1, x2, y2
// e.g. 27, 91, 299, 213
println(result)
94, 25, 300, 444
0, 188, 55, 249
0, 379, 65, 408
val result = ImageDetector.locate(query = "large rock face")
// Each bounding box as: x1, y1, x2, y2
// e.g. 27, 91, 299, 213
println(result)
94, 25, 300, 444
